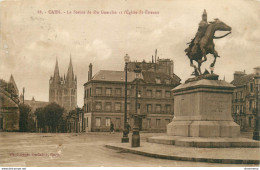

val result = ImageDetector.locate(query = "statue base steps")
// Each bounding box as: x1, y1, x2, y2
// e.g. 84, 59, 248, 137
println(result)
146, 136, 260, 148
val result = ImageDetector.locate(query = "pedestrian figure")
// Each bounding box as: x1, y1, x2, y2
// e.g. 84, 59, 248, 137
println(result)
110, 122, 114, 134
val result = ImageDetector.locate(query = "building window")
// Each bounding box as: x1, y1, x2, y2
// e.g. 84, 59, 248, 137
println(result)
84, 90, 87, 99
138, 90, 141, 98
250, 83, 254, 92
165, 79, 170, 84
115, 118, 121, 128
146, 104, 152, 112
95, 102, 102, 110
127, 89, 131, 96
155, 104, 162, 112
105, 88, 112, 96
96, 87, 102, 95
165, 91, 171, 98
249, 100, 253, 111
64, 89, 68, 95
90, 88, 92, 96
71, 89, 75, 95
115, 88, 122, 96
147, 119, 151, 128
156, 90, 162, 98
115, 103, 121, 111
95, 117, 101, 127
146, 90, 152, 97
127, 103, 130, 111
165, 104, 171, 113
86, 117, 88, 127
137, 103, 141, 114
156, 119, 161, 128
105, 118, 111, 127
249, 117, 252, 127
105, 102, 111, 111
155, 78, 161, 84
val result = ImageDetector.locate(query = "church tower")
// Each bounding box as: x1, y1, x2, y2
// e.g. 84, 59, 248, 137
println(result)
49, 59, 62, 105
49, 56, 77, 112
63, 55, 77, 111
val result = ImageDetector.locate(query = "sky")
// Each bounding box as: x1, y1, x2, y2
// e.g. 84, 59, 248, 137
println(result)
0, 0, 260, 107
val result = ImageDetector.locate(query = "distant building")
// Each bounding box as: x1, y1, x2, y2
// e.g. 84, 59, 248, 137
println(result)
20, 96, 49, 113
49, 56, 77, 112
0, 75, 20, 131
231, 66, 260, 131
65, 108, 85, 133
83, 56, 181, 132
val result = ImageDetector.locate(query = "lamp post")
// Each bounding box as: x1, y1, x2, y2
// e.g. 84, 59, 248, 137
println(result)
253, 77, 260, 140
132, 65, 142, 147
122, 54, 130, 143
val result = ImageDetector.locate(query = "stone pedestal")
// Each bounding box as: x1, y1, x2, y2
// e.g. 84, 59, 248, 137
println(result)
167, 79, 240, 138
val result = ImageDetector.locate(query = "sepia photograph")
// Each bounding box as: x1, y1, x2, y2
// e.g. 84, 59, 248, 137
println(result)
0, 0, 259, 168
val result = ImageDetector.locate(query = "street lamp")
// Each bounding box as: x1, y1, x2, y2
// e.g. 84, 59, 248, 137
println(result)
132, 65, 142, 147
253, 76, 260, 140
121, 54, 130, 143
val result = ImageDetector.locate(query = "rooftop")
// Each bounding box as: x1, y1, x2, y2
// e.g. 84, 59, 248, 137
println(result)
85, 70, 181, 86
231, 73, 257, 87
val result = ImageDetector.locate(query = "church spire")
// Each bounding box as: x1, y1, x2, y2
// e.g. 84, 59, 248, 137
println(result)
66, 54, 74, 83
9, 74, 19, 95
53, 58, 60, 82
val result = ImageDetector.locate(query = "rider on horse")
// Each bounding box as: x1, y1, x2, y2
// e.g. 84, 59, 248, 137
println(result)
185, 9, 208, 56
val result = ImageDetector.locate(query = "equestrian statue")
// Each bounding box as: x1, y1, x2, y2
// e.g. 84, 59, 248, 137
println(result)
185, 9, 232, 76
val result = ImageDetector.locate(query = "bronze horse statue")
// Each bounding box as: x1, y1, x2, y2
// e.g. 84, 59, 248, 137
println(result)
185, 18, 232, 75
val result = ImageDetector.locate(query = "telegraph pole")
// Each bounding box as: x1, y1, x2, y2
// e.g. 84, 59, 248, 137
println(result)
23, 87, 25, 104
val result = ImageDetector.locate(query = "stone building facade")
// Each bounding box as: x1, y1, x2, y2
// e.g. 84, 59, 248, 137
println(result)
231, 66, 260, 131
83, 57, 181, 132
49, 57, 77, 112
0, 75, 20, 131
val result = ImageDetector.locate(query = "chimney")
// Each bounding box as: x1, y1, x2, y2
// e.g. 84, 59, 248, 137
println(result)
88, 63, 93, 81
254, 66, 260, 76
233, 71, 246, 81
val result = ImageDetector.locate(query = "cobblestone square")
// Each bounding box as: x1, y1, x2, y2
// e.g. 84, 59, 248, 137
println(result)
0, 132, 257, 167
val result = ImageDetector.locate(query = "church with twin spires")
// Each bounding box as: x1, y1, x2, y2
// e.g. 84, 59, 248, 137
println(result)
49, 56, 77, 112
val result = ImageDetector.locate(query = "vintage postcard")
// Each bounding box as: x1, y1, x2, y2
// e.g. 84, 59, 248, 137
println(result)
0, 0, 259, 168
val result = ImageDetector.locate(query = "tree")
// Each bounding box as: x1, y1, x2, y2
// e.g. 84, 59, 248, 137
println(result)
34, 107, 45, 132
43, 103, 64, 132
19, 104, 31, 132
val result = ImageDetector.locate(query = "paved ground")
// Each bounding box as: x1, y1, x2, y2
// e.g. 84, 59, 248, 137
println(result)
107, 141, 260, 164
0, 132, 258, 167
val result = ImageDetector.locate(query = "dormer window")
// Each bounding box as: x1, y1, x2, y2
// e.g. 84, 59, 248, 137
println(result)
165, 79, 170, 84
